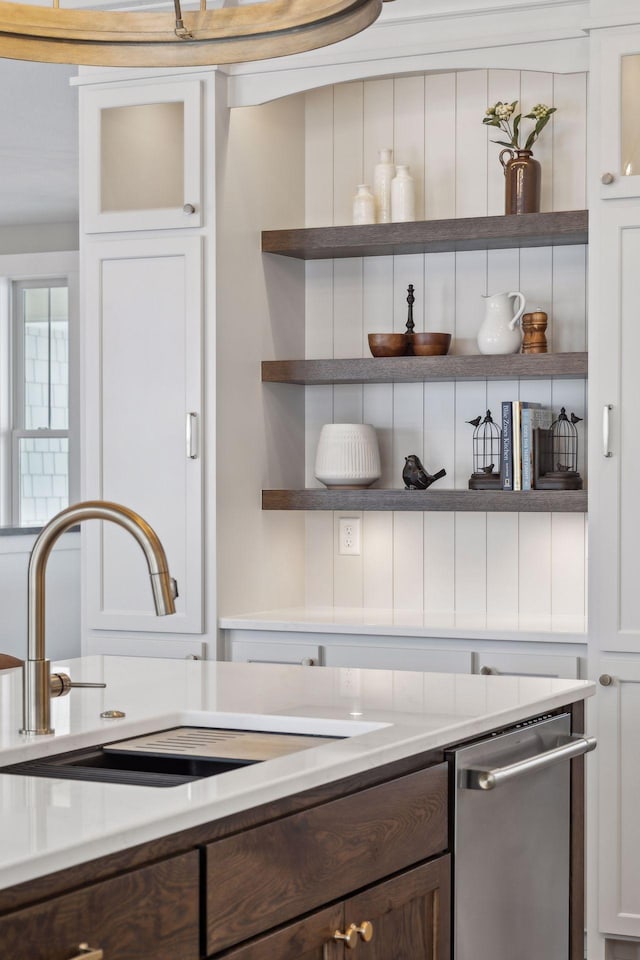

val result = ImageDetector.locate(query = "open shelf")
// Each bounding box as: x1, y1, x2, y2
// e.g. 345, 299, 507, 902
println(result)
262, 210, 588, 261
262, 351, 588, 385
262, 489, 587, 513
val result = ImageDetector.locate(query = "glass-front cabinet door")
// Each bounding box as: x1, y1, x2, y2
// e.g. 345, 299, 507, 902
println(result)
81, 79, 202, 231
597, 30, 640, 199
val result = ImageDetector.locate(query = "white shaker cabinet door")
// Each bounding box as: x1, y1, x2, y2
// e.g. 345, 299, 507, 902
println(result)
83, 235, 203, 635
81, 79, 202, 233
597, 658, 640, 937
594, 29, 640, 201
589, 200, 640, 654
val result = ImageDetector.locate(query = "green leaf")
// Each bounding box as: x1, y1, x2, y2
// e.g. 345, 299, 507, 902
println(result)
491, 139, 515, 148
513, 114, 521, 142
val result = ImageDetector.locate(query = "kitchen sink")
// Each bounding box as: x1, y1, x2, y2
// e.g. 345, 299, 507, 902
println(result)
2, 726, 343, 787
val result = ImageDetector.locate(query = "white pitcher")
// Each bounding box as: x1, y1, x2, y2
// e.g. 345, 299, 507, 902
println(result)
477, 291, 526, 355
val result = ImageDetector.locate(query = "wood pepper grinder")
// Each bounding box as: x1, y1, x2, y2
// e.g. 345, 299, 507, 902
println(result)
521, 309, 548, 354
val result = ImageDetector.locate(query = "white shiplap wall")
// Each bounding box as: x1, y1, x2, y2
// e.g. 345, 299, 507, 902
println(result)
304, 69, 588, 630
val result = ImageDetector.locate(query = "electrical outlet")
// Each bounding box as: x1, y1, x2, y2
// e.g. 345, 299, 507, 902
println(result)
339, 517, 361, 556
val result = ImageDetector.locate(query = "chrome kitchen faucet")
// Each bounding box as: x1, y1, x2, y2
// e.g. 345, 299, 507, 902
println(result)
21, 501, 178, 735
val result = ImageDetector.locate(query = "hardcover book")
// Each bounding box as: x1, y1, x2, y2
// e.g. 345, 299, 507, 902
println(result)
501, 401, 513, 490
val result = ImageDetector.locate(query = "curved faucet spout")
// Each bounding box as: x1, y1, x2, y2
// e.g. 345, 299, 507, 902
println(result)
22, 500, 178, 735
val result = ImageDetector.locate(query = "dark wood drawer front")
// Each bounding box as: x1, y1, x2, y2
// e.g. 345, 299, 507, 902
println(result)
212, 903, 344, 960
0, 851, 200, 960
206, 763, 448, 954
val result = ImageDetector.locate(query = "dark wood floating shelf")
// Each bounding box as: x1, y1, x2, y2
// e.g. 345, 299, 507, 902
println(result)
262, 489, 588, 513
262, 210, 588, 261
262, 351, 587, 385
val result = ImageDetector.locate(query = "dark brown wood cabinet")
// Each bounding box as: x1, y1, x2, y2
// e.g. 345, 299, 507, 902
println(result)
214, 857, 451, 960
0, 852, 201, 960
206, 763, 448, 954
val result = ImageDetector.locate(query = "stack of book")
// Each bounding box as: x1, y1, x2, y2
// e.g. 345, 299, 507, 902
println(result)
501, 401, 554, 491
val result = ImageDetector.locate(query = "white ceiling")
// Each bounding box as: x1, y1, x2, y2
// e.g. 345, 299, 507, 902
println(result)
0, 59, 78, 227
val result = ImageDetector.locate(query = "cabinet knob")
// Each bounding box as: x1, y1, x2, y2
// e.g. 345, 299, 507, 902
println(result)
70, 946, 104, 960
183, 202, 196, 214
601, 172, 615, 185
355, 921, 374, 942
480, 666, 495, 676
599, 674, 614, 686
334, 924, 358, 949
300, 658, 316, 666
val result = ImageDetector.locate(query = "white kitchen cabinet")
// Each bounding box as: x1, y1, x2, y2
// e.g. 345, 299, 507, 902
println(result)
323, 643, 473, 674
589, 200, 640, 655
475, 650, 581, 679
596, 657, 640, 939
230, 639, 321, 666
593, 29, 640, 201
589, 33, 640, 952
83, 235, 203, 638
81, 79, 202, 233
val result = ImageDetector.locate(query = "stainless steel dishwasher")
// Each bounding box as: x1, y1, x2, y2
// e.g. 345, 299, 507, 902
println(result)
447, 712, 596, 960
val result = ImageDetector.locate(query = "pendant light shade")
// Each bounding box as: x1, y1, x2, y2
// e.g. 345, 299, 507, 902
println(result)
0, 0, 383, 67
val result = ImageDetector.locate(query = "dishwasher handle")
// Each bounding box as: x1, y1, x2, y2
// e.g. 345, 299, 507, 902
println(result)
463, 734, 597, 791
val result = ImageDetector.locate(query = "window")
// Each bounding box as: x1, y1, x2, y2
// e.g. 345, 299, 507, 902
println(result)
0, 254, 78, 529
12, 280, 70, 526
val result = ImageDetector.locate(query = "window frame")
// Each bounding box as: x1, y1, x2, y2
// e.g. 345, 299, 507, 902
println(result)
0, 251, 79, 530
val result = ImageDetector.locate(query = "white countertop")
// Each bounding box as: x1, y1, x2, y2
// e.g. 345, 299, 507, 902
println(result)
219, 606, 587, 643
0, 656, 594, 891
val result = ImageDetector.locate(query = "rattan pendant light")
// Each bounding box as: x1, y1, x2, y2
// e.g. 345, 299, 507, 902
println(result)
0, 0, 384, 67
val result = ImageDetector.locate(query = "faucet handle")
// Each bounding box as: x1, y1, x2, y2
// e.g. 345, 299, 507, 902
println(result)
171, 577, 179, 599
50, 673, 107, 698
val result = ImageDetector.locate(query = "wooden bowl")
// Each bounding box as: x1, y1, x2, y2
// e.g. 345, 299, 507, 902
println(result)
368, 333, 408, 357
411, 332, 451, 356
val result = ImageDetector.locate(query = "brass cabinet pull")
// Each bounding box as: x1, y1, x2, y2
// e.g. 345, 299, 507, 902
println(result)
355, 920, 374, 942
334, 924, 358, 949
70, 946, 104, 960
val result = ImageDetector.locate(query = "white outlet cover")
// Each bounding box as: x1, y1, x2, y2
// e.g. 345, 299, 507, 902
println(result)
339, 517, 361, 555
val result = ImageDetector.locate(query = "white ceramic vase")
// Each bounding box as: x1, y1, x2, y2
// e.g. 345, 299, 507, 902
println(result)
373, 148, 395, 223
314, 423, 381, 489
391, 164, 416, 222
352, 184, 376, 225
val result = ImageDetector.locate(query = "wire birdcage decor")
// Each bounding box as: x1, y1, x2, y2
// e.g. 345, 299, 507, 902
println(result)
468, 410, 502, 489
535, 407, 583, 490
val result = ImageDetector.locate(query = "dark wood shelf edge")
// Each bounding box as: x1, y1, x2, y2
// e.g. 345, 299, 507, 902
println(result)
262, 210, 588, 260
262, 352, 588, 385
262, 490, 588, 513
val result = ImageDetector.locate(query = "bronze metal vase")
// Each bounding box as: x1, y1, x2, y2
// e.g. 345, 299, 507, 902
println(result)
499, 148, 541, 215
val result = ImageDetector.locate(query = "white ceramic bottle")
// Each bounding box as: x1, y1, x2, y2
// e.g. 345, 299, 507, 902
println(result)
391, 164, 416, 222
352, 184, 376, 225
373, 148, 395, 223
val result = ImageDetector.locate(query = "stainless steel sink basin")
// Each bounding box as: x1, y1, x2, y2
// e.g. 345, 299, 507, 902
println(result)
2, 726, 342, 787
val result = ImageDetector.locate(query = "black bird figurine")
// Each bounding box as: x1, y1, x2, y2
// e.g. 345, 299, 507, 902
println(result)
466, 415, 482, 428
403, 455, 447, 490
